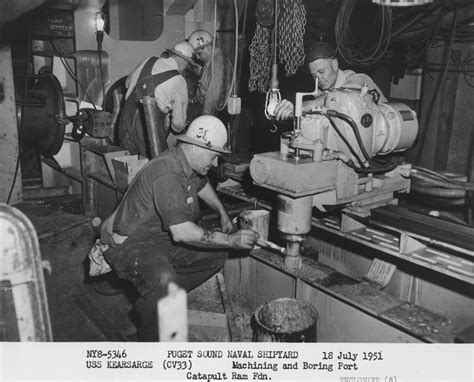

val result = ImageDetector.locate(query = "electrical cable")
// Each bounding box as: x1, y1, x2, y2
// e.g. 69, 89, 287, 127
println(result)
308, 111, 366, 168
413, 165, 466, 183
326, 116, 366, 168
415, 8, 458, 164
392, 6, 442, 45
236, 0, 248, 95
231, 0, 239, 97
47, 24, 98, 109
6, 32, 32, 204
410, 170, 474, 191
351, 161, 398, 174
49, 39, 98, 109
411, 184, 467, 198
411, 172, 474, 191
307, 109, 398, 174
392, 7, 435, 39
98, 50, 106, 105
327, 110, 373, 164
218, 0, 239, 111
335, 0, 392, 67
210, 0, 217, 110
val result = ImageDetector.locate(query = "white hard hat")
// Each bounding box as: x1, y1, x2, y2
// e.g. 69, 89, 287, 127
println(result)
166, 41, 195, 65
188, 30, 213, 51
178, 115, 230, 154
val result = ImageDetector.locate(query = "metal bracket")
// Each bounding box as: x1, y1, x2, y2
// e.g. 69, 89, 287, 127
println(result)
400, 233, 427, 255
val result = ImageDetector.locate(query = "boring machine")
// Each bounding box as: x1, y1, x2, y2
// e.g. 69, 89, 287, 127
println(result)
250, 82, 419, 269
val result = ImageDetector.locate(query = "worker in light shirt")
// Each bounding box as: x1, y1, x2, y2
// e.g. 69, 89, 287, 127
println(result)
274, 42, 387, 120
118, 41, 194, 158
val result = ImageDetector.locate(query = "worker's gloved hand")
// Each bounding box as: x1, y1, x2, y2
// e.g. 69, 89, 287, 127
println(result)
229, 229, 260, 249
220, 214, 236, 234
274, 99, 294, 121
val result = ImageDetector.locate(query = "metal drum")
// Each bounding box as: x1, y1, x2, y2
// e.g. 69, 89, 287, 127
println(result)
252, 298, 318, 342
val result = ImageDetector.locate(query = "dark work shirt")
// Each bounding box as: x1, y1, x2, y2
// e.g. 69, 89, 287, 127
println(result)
113, 145, 208, 236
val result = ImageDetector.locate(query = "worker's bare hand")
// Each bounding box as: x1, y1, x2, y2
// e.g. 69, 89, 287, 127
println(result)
274, 99, 294, 121
220, 214, 236, 233
229, 229, 260, 249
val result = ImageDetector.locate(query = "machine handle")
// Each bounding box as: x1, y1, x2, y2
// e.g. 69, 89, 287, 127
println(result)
257, 238, 286, 254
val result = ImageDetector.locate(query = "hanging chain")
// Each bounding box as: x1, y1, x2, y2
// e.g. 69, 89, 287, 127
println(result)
278, 0, 306, 76
248, 23, 272, 93
248, 0, 306, 92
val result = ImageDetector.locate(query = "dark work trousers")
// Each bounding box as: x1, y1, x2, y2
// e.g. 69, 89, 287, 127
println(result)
104, 224, 227, 342
118, 57, 180, 158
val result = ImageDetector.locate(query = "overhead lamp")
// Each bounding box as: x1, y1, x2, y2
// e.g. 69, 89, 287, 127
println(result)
372, 0, 433, 6
95, 12, 106, 52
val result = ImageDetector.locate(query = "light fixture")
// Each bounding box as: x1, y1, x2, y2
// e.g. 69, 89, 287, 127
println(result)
372, 0, 433, 6
95, 12, 106, 52
95, 12, 105, 32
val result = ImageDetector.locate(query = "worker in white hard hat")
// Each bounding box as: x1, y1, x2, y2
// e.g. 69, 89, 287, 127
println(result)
100, 115, 260, 341
187, 29, 233, 117
274, 42, 387, 120
118, 41, 195, 158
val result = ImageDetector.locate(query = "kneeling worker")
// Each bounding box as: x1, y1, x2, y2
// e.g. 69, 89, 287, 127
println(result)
101, 115, 259, 341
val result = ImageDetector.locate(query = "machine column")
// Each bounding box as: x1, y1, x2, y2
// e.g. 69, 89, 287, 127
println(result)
277, 194, 313, 271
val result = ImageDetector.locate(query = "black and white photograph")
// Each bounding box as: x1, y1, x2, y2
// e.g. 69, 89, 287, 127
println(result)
0, 0, 473, 381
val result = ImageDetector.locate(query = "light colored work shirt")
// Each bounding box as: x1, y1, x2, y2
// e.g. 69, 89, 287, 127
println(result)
125, 57, 188, 132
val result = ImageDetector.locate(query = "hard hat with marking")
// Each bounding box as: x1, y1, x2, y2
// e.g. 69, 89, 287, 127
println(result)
178, 115, 230, 154
166, 41, 195, 65
188, 30, 214, 51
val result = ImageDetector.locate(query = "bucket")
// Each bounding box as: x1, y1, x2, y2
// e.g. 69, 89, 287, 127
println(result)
252, 298, 318, 342
239, 210, 270, 241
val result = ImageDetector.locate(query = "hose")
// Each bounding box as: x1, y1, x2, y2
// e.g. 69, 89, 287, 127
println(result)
307, 110, 398, 174
412, 166, 474, 188
351, 160, 398, 175
325, 116, 366, 168
411, 184, 467, 199
410, 172, 474, 191
327, 110, 373, 164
